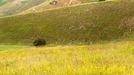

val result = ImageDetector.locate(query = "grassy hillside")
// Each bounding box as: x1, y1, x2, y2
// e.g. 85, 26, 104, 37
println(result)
0, 41, 133, 75
0, 0, 134, 44
20, 0, 100, 15
0, 0, 47, 16
0, 0, 99, 16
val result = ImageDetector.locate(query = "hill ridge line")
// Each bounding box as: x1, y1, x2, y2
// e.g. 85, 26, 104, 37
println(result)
0, 0, 114, 19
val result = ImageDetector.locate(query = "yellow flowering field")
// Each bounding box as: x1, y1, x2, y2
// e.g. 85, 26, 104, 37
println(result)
0, 41, 133, 75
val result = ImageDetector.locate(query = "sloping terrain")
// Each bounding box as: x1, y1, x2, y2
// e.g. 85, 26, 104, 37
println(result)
20, 0, 99, 15
0, 0, 134, 44
0, 1, 134, 74
0, 0, 47, 16
0, 0, 99, 16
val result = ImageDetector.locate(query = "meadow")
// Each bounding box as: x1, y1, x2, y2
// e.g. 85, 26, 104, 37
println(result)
1, 0, 134, 45
0, 0, 134, 75
0, 45, 30, 50
0, 41, 133, 75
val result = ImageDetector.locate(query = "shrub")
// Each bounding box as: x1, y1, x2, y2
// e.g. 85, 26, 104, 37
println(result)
33, 38, 47, 46
99, 0, 105, 1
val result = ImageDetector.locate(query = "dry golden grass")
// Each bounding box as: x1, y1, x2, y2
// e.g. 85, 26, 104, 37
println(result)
0, 41, 133, 75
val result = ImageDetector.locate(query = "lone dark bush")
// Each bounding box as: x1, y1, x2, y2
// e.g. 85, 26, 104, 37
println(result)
33, 38, 46, 46
99, 0, 105, 1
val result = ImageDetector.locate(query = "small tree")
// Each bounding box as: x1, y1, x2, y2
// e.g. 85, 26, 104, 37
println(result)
99, 0, 105, 1
33, 38, 47, 46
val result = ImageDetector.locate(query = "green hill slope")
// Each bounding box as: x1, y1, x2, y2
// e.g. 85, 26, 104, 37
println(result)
0, 0, 134, 44
0, 0, 99, 16
0, 0, 47, 16
20, 0, 100, 15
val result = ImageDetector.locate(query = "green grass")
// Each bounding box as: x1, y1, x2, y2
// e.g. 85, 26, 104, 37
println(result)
0, 0, 47, 16
0, 0, 133, 75
0, 0, 134, 44
0, 0, 99, 16
20, 0, 99, 15
0, 41, 133, 75
0, 45, 30, 50
0, 0, 7, 6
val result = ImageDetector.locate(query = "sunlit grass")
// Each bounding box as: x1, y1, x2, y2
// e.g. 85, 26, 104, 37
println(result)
1, 0, 134, 44
0, 45, 30, 50
0, 41, 133, 75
